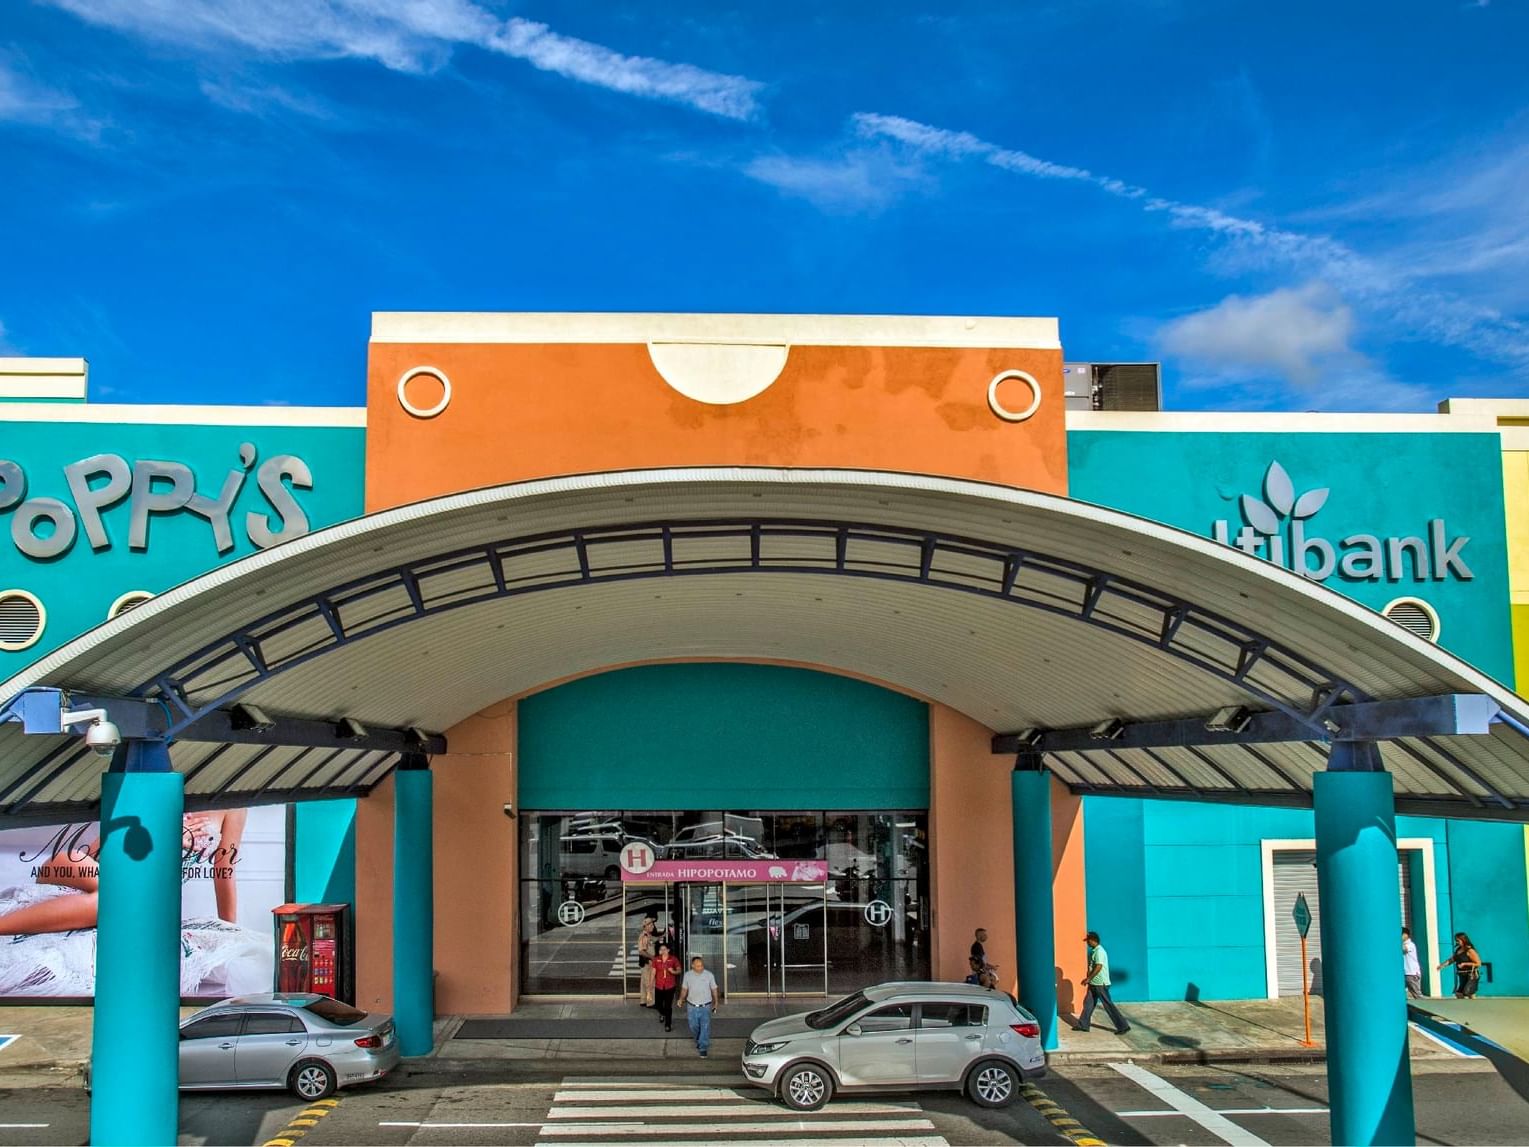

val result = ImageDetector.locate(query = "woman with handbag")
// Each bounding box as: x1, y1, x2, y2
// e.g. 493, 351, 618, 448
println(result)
1438, 931, 1483, 998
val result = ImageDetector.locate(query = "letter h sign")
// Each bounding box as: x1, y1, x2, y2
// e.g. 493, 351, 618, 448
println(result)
622, 843, 654, 875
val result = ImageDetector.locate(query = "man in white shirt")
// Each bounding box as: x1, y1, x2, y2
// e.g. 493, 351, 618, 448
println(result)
1402, 928, 1422, 998
678, 955, 721, 1057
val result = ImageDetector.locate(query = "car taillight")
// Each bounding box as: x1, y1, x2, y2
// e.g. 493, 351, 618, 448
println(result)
354, 1034, 383, 1048
1011, 1022, 1041, 1038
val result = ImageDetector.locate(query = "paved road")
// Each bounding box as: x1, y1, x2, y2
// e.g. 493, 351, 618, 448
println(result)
1, 1058, 1525, 1145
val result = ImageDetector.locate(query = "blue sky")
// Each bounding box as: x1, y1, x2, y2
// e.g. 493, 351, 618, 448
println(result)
2, 0, 1527, 412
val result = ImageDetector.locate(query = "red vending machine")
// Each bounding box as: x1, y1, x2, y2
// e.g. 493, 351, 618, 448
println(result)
272, 904, 354, 1003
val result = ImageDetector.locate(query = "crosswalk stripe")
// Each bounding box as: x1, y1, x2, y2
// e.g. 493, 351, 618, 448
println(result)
552, 1088, 756, 1101
559, 1078, 742, 1087
538, 1118, 939, 1136
549, 1102, 921, 1118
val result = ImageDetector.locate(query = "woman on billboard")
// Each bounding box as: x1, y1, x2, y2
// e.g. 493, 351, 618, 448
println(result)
0, 808, 275, 998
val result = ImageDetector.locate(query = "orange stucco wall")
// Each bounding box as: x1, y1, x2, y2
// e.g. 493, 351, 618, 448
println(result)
365, 341, 1067, 511
928, 704, 1087, 1013
355, 701, 518, 1015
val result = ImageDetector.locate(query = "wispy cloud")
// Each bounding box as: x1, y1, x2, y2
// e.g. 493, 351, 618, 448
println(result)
852, 112, 1529, 370
42, 0, 764, 119
743, 146, 925, 212
0, 54, 101, 139
0, 319, 18, 355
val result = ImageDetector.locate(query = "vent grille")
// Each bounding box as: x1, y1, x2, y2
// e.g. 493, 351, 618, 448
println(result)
1095, 363, 1161, 411
1383, 598, 1438, 642
109, 591, 154, 619
0, 590, 45, 651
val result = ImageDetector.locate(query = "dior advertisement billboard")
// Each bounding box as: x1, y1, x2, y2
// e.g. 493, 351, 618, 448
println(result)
0, 805, 286, 998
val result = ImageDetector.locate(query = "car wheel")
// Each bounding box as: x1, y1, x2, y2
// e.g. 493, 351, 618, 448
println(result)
968, 1060, 1019, 1108
605, 864, 621, 881
290, 1060, 337, 1101
779, 1063, 833, 1112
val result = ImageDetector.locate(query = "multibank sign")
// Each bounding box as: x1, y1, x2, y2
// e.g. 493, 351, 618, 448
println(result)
1210, 461, 1472, 583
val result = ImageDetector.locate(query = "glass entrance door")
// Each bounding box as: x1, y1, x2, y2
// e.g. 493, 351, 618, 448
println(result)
725, 883, 828, 997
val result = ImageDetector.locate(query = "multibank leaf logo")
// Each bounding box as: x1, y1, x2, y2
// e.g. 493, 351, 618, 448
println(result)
1210, 461, 1473, 583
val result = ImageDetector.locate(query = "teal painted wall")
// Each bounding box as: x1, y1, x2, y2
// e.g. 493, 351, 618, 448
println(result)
1444, 820, 1529, 995
1085, 798, 1458, 1001
294, 800, 358, 906
1068, 430, 1514, 682
1, 419, 365, 671
518, 664, 930, 810
1070, 428, 1513, 1000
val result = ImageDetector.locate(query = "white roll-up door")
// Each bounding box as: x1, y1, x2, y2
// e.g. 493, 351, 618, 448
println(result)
1272, 848, 1412, 997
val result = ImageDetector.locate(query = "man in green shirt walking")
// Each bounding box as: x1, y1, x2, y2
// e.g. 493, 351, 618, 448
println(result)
1076, 931, 1131, 1034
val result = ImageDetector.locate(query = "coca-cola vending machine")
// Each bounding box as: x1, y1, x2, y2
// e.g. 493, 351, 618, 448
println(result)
272, 903, 354, 1003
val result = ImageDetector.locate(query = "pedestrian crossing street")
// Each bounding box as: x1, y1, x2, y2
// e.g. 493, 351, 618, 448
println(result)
535, 1077, 951, 1145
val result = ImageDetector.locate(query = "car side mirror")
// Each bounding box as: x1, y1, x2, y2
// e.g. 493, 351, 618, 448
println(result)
844, 1022, 863, 1037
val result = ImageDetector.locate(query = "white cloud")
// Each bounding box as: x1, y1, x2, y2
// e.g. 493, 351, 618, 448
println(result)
743, 148, 923, 211
0, 56, 100, 138
42, 0, 763, 119
852, 112, 1529, 370
1159, 282, 1356, 385
0, 319, 16, 355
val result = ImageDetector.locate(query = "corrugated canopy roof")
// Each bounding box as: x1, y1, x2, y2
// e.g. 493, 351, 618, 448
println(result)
4, 468, 1529, 822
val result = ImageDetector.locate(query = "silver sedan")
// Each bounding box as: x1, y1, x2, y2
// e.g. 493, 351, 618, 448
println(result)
91, 993, 400, 1101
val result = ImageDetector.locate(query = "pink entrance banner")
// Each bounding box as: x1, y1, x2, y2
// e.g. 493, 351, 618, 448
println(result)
621, 858, 829, 883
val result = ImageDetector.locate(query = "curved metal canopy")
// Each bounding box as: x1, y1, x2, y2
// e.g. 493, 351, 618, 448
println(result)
4, 467, 1529, 822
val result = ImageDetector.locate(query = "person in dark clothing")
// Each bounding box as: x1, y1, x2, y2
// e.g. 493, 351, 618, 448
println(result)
1075, 931, 1131, 1034
970, 928, 989, 970
1438, 932, 1483, 999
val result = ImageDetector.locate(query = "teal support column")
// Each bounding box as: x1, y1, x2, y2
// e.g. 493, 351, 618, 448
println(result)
1314, 743, 1415, 1147
1012, 760, 1059, 1051
90, 739, 183, 1147
393, 758, 434, 1056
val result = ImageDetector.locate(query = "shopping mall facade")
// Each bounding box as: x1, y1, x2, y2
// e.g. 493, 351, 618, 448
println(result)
3, 316, 1529, 1143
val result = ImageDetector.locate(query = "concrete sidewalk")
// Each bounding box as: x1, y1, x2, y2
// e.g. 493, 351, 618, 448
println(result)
0, 995, 1492, 1086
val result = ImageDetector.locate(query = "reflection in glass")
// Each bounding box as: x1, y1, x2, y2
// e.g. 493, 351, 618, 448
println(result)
518, 810, 929, 997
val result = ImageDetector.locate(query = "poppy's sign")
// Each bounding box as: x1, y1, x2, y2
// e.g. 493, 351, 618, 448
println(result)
0, 446, 313, 560
1210, 461, 1471, 583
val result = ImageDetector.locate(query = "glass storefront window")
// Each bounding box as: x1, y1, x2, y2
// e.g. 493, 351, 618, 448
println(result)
518, 809, 930, 997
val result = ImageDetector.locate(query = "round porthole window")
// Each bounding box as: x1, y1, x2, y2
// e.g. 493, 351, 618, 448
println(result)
1383, 597, 1439, 642
396, 367, 452, 419
0, 589, 46, 652
987, 370, 1043, 422
108, 590, 155, 620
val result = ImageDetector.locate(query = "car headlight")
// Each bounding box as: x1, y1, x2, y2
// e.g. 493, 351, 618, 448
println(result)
747, 1040, 789, 1055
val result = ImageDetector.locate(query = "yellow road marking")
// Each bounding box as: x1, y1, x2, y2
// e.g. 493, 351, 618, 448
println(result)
1020, 1082, 1105, 1147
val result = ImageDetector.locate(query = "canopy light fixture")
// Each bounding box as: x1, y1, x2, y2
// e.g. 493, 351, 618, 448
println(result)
335, 717, 367, 741
230, 703, 275, 733
1089, 718, 1124, 741
1013, 727, 1044, 748
404, 726, 431, 749
1205, 706, 1253, 734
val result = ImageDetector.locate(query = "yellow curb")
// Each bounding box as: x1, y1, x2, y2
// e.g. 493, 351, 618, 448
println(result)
313, 1099, 340, 1107
299, 1108, 330, 1118
289, 1119, 319, 1128
1019, 1081, 1104, 1147
262, 1140, 296, 1147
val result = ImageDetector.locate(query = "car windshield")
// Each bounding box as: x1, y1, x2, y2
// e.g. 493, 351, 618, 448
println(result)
305, 998, 369, 1027
805, 991, 869, 1030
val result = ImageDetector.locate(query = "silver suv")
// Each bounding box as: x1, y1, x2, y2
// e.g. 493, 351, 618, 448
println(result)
742, 981, 1046, 1112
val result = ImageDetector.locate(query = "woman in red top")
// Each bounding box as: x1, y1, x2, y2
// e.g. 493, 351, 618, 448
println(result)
650, 942, 682, 1032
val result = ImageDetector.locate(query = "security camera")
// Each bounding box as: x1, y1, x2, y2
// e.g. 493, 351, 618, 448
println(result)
85, 720, 121, 757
